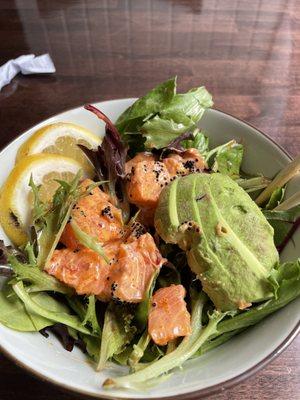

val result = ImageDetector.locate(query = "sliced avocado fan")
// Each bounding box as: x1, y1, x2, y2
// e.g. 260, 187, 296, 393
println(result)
155, 173, 279, 311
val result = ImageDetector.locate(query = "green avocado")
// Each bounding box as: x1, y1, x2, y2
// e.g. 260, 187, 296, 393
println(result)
155, 173, 279, 311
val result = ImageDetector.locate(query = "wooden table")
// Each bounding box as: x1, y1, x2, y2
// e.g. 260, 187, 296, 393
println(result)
0, 1, 299, 399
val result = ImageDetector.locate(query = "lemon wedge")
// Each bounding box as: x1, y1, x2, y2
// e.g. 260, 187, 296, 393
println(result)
0, 154, 88, 246
16, 122, 101, 174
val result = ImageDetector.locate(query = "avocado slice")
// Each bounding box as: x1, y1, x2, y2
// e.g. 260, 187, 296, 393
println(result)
155, 173, 279, 311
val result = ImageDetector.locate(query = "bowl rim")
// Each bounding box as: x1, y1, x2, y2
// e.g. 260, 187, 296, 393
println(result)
0, 100, 298, 400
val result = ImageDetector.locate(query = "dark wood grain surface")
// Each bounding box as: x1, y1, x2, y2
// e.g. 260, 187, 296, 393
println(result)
0, 1, 299, 399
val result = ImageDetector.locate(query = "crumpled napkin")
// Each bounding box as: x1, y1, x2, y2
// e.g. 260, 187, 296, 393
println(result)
0, 54, 56, 91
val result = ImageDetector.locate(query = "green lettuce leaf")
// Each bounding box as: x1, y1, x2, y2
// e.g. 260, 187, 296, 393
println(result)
0, 282, 53, 332
183, 129, 210, 156
116, 78, 176, 133
98, 303, 136, 371
206, 140, 244, 178
81, 295, 101, 335
116, 77, 213, 150
81, 335, 101, 363
12, 281, 92, 335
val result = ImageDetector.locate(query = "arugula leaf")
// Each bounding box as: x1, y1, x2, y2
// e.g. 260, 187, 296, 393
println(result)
82, 295, 101, 335
116, 77, 213, 150
265, 187, 285, 210
98, 303, 136, 371
70, 220, 109, 264
103, 292, 228, 390
0, 282, 53, 332
12, 281, 92, 335
263, 205, 300, 251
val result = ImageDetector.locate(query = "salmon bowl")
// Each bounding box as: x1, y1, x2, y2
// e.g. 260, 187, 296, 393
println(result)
0, 96, 299, 399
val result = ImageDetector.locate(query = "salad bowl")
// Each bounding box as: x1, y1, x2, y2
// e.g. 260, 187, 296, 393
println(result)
0, 98, 299, 399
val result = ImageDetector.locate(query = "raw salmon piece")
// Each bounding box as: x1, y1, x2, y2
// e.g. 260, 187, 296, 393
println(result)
163, 148, 206, 178
148, 284, 191, 346
60, 179, 124, 250
125, 152, 155, 175
46, 241, 120, 301
126, 161, 170, 208
110, 233, 166, 303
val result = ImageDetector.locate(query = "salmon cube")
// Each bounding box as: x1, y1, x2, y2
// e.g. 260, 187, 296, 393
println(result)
109, 233, 166, 303
60, 179, 124, 250
148, 284, 191, 346
126, 161, 170, 208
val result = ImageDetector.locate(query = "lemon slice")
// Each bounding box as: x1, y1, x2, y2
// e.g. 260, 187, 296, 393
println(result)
16, 122, 101, 173
0, 154, 88, 246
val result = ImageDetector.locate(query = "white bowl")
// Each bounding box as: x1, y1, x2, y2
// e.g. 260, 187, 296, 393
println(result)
0, 99, 299, 399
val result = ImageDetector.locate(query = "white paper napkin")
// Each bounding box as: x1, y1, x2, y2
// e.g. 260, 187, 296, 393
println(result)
0, 54, 56, 91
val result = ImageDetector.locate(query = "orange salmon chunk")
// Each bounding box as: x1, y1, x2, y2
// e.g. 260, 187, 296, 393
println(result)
148, 284, 191, 346
60, 179, 124, 250
163, 148, 206, 178
126, 161, 170, 208
109, 233, 166, 303
46, 241, 120, 301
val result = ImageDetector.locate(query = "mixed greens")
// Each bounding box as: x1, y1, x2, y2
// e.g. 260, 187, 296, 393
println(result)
0, 77, 300, 391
